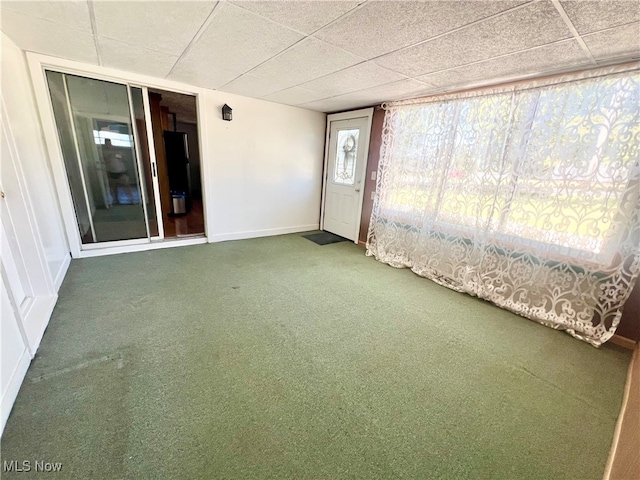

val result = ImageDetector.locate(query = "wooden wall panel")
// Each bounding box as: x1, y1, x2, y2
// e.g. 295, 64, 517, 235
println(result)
358, 107, 385, 246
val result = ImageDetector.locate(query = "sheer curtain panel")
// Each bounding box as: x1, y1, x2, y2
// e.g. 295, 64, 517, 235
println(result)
366, 64, 640, 346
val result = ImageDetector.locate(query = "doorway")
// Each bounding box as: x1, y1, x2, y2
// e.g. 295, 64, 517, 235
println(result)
44, 70, 205, 251
147, 89, 204, 239
321, 108, 373, 243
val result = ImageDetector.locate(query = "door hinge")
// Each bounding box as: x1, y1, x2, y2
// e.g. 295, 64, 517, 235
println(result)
152, 163, 157, 177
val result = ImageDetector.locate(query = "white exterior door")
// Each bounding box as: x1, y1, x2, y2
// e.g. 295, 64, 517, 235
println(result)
322, 111, 373, 242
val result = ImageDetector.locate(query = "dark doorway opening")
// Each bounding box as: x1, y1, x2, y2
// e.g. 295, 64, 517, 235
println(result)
148, 89, 204, 238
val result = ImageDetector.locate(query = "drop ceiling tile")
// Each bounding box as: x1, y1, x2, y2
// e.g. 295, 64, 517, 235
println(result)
418, 40, 592, 91
1, 0, 92, 33
248, 37, 363, 87
298, 61, 406, 96
314, 0, 526, 59
300, 96, 368, 113
167, 58, 239, 90
583, 22, 640, 62
346, 79, 439, 103
93, 1, 216, 56
310, 80, 441, 112
560, 0, 640, 35
229, 1, 361, 34
169, 2, 303, 88
0, 10, 98, 64
98, 37, 179, 79
375, 0, 572, 77
218, 75, 293, 98
262, 87, 330, 105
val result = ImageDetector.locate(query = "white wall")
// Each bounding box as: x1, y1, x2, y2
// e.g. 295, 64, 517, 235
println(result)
25, 52, 327, 253
1, 33, 69, 287
201, 90, 326, 241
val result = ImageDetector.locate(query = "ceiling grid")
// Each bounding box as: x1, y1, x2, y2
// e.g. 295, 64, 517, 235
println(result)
1, 0, 637, 112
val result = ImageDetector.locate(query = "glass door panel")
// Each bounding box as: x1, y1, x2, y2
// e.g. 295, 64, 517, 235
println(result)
46, 72, 148, 244
45, 71, 93, 242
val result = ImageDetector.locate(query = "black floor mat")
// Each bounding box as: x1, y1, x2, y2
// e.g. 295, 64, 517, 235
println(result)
302, 231, 350, 245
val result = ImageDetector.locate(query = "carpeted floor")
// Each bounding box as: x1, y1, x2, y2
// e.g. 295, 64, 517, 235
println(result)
0, 233, 631, 479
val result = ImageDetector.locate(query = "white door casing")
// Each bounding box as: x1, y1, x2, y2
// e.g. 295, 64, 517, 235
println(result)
321, 108, 373, 243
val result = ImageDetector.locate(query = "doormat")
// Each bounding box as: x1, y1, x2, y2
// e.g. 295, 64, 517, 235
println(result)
302, 231, 350, 245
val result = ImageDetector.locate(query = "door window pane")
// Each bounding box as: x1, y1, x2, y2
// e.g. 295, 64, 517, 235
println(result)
334, 129, 359, 185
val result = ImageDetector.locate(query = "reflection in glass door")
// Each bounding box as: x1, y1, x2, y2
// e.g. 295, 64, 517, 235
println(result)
46, 72, 154, 245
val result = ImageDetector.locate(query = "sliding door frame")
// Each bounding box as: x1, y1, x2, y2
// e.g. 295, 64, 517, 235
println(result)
141, 86, 165, 241
27, 53, 210, 258
126, 84, 153, 241
60, 73, 98, 244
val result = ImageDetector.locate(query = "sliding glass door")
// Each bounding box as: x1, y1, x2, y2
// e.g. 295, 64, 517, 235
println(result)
45, 71, 158, 245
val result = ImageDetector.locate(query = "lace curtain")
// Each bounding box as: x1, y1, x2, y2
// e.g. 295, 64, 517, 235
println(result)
366, 64, 640, 346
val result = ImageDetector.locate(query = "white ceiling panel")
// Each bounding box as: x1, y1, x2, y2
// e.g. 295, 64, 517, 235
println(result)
1, 0, 638, 113
299, 96, 368, 113
218, 74, 295, 98
583, 22, 640, 62
93, 1, 217, 56
0, 10, 98, 64
229, 0, 361, 34
303, 79, 438, 113
168, 2, 303, 87
418, 40, 592, 90
375, 1, 572, 77
262, 87, 330, 105
2, 0, 92, 33
298, 61, 406, 96
98, 37, 179, 79
560, 0, 640, 35
344, 78, 438, 102
314, 0, 526, 59
167, 58, 240, 90
246, 37, 363, 87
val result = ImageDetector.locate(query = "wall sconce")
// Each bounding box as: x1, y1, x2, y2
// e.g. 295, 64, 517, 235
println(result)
222, 104, 232, 121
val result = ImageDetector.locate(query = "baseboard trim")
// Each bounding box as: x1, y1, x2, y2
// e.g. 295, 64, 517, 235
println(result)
209, 224, 319, 243
53, 252, 71, 292
358, 240, 366, 248
610, 334, 637, 350
79, 236, 207, 258
0, 347, 31, 435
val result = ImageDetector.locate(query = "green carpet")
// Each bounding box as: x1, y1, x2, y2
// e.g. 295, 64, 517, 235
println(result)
0, 233, 631, 479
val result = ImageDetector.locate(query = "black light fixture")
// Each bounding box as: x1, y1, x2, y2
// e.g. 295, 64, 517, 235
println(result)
222, 104, 232, 121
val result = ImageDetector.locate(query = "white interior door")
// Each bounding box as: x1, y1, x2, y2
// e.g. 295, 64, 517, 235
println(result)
323, 116, 371, 242
0, 105, 56, 351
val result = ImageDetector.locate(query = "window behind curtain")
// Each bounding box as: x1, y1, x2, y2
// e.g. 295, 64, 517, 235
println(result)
378, 72, 639, 265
